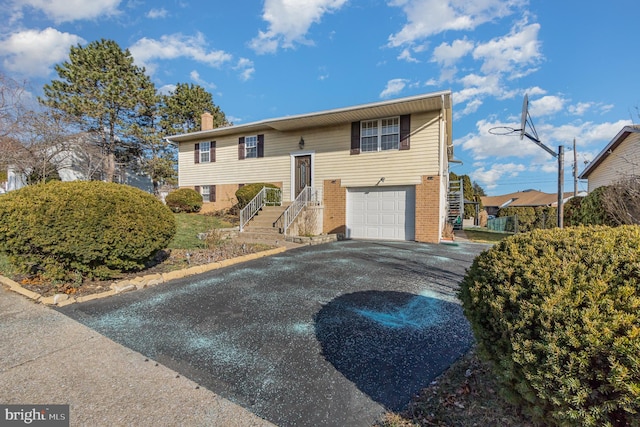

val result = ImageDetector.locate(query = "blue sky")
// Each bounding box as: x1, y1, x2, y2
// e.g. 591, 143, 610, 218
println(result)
1, 0, 638, 195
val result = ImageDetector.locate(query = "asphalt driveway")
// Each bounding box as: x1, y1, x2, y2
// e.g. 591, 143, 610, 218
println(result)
58, 239, 489, 427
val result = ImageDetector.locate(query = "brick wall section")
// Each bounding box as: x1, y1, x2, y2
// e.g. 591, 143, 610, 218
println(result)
415, 175, 441, 243
323, 179, 346, 235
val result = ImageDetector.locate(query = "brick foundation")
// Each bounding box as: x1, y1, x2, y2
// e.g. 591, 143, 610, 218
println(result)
185, 182, 283, 214
323, 179, 346, 235
415, 175, 441, 243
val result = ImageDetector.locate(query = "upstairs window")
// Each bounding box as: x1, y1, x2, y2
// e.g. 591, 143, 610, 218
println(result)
351, 115, 410, 155
200, 141, 211, 163
360, 117, 399, 152
245, 135, 258, 158
239, 135, 263, 159
194, 141, 215, 163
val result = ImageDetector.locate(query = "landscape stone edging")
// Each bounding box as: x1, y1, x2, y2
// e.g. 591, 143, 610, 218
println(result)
0, 246, 287, 307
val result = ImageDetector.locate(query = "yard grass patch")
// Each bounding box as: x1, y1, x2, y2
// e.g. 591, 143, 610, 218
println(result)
169, 213, 233, 250
462, 228, 512, 244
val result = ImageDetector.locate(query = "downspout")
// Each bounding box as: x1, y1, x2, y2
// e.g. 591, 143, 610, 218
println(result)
439, 94, 447, 241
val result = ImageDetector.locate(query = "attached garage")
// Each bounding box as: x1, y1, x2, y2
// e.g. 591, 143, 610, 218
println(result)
347, 186, 416, 241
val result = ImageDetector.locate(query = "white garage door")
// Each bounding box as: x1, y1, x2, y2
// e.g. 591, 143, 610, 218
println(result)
347, 186, 415, 241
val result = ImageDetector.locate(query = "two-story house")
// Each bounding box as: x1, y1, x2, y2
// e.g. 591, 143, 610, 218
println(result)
168, 91, 453, 243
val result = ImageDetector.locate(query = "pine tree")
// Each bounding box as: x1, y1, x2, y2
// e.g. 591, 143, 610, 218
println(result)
40, 39, 157, 182
160, 83, 229, 135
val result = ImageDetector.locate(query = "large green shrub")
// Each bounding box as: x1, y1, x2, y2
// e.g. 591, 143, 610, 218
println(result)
563, 196, 584, 226
459, 226, 640, 426
165, 188, 202, 213
235, 183, 280, 209
578, 186, 615, 226
0, 181, 176, 280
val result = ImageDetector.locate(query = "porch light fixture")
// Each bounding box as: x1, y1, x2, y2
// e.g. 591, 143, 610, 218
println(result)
299, 137, 305, 149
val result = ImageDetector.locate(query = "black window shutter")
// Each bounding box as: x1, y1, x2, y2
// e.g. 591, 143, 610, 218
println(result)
400, 115, 411, 150
238, 137, 245, 160
194, 143, 200, 163
350, 122, 360, 155
195, 185, 201, 198
211, 141, 216, 162
257, 134, 264, 158
211, 185, 216, 202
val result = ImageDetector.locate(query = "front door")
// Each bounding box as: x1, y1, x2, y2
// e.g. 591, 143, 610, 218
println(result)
294, 155, 312, 197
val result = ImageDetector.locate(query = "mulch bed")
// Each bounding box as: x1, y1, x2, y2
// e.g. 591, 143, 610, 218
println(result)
14, 241, 274, 298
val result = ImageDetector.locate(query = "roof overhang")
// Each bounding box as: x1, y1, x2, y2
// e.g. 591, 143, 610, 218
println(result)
166, 91, 453, 144
579, 125, 640, 179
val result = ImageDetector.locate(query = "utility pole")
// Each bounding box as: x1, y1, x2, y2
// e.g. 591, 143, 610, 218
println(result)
573, 138, 577, 197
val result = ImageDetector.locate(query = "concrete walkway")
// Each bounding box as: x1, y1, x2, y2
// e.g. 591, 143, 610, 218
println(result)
0, 286, 275, 427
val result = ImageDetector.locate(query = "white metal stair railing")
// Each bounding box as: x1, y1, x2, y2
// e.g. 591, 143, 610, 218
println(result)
239, 187, 282, 232
273, 186, 322, 234
448, 179, 464, 230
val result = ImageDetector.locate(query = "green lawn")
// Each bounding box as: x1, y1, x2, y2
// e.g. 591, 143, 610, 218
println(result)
463, 228, 513, 244
168, 213, 234, 250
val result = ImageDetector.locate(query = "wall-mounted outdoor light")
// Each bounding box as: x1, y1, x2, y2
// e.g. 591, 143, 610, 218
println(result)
299, 137, 305, 149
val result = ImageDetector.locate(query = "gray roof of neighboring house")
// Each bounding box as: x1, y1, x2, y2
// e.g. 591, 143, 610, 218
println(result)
579, 125, 640, 179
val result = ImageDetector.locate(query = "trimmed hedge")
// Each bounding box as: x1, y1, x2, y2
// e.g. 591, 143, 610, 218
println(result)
0, 181, 176, 280
235, 183, 280, 209
459, 226, 640, 426
165, 188, 202, 213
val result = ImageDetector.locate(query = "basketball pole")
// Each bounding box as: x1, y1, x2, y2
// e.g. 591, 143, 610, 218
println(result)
518, 94, 564, 229
558, 146, 564, 228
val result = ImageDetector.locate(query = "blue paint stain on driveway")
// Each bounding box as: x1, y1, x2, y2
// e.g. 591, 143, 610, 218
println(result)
58, 240, 489, 427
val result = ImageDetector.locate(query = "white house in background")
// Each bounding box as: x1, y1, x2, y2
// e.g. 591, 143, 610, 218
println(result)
2, 132, 153, 193
579, 125, 640, 191
168, 91, 454, 243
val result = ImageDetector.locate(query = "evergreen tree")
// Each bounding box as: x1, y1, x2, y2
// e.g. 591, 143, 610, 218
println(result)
40, 39, 156, 182
160, 83, 229, 135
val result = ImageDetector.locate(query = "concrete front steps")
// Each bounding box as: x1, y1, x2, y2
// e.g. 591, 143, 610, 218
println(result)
236, 205, 298, 247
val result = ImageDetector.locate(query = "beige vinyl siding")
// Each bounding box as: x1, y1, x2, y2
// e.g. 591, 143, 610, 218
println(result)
178, 111, 442, 201
588, 132, 640, 192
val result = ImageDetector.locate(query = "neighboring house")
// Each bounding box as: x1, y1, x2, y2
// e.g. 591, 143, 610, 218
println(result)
578, 125, 640, 191
481, 189, 582, 217
2, 132, 153, 193
168, 91, 454, 243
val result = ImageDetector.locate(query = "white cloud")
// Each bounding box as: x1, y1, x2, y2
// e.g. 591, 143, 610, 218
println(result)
129, 33, 232, 75
147, 8, 168, 19
469, 163, 527, 190
380, 78, 409, 98
158, 84, 176, 95
190, 70, 216, 90
13, 0, 121, 23
431, 38, 474, 67
250, 0, 348, 54
0, 28, 85, 77
398, 48, 420, 63
529, 95, 565, 117
388, 0, 525, 47
472, 21, 542, 78
235, 58, 255, 81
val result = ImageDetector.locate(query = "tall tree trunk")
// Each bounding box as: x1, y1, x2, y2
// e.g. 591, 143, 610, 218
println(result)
104, 153, 115, 182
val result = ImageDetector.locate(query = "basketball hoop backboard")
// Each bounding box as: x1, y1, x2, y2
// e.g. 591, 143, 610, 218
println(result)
520, 94, 528, 140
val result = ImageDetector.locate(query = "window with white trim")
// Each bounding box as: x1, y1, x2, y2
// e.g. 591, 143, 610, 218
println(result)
361, 117, 400, 152
200, 185, 210, 202
245, 135, 258, 158
200, 141, 210, 163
